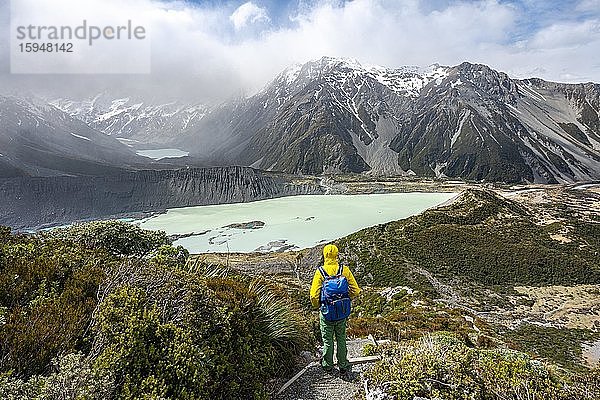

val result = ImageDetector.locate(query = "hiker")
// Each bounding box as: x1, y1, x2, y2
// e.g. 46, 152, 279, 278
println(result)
310, 244, 361, 374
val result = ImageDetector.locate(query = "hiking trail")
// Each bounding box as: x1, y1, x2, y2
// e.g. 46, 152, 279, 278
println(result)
274, 338, 378, 400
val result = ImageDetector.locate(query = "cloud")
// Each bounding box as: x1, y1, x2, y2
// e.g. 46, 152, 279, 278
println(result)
577, 0, 600, 12
0, 0, 599, 103
527, 19, 600, 50
219, 0, 522, 92
229, 2, 270, 31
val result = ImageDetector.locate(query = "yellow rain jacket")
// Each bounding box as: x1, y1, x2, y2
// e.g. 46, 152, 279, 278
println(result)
310, 244, 361, 309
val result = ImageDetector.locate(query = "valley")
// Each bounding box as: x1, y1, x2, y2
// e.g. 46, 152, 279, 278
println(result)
1, 55, 600, 399
190, 183, 600, 373
2, 177, 599, 399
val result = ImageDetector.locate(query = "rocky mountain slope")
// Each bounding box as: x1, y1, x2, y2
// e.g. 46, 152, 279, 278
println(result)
4, 58, 598, 183
0, 95, 148, 177
50, 94, 208, 145
0, 166, 323, 230
178, 57, 600, 183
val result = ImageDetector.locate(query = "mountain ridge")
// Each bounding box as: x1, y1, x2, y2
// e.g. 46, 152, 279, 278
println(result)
176, 57, 600, 183
3, 57, 599, 183
0, 166, 323, 230
49, 94, 208, 145
0, 95, 147, 177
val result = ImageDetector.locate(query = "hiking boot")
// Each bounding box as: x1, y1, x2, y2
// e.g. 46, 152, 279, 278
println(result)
339, 369, 356, 382
321, 365, 334, 374
339, 365, 352, 374
319, 354, 335, 374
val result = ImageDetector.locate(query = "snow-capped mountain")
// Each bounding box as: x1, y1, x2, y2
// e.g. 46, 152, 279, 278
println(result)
278, 58, 449, 98
178, 57, 600, 183
0, 95, 144, 177
4, 57, 599, 183
50, 94, 208, 145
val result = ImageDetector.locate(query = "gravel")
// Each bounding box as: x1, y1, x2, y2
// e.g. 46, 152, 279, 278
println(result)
274, 339, 374, 400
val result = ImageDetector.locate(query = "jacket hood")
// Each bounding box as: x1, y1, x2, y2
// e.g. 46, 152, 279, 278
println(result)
323, 244, 339, 264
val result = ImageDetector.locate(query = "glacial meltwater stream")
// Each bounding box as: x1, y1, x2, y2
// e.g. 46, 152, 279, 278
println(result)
138, 192, 457, 253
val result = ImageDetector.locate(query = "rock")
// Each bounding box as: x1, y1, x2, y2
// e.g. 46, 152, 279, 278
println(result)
0, 166, 324, 231
222, 220, 265, 229
168, 230, 210, 241
254, 240, 298, 252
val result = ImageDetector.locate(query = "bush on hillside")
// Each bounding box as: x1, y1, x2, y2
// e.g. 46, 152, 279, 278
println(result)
0, 353, 114, 400
339, 189, 600, 288
0, 222, 311, 399
365, 332, 600, 400
0, 234, 108, 376
46, 220, 170, 257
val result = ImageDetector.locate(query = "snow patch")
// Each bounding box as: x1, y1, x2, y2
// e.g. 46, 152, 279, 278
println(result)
249, 157, 264, 169
451, 78, 463, 88
309, 57, 449, 97
452, 111, 470, 148
506, 103, 521, 114
433, 162, 448, 178
136, 148, 189, 160
470, 115, 486, 146
282, 64, 302, 84
70, 132, 91, 141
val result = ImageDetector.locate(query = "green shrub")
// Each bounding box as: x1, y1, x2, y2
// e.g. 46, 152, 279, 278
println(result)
46, 220, 170, 257
0, 353, 114, 400
90, 270, 310, 399
0, 224, 310, 399
476, 349, 562, 399
365, 332, 600, 400
0, 226, 11, 243
366, 333, 480, 399
149, 245, 189, 269
0, 235, 107, 376
565, 367, 600, 399
94, 285, 207, 400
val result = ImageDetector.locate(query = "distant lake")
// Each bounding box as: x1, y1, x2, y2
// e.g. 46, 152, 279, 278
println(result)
138, 193, 457, 253
136, 148, 189, 160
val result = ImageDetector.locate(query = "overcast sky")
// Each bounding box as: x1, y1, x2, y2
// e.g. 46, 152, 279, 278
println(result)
1, 0, 599, 103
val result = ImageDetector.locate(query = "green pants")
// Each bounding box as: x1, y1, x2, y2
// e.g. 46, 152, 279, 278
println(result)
319, 313, 350, 370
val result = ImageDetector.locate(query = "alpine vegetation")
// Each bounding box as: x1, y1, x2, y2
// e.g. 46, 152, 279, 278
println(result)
0, 222, 311, 399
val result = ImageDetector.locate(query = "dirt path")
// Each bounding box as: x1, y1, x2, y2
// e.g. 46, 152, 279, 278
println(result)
274, 339, 373, 400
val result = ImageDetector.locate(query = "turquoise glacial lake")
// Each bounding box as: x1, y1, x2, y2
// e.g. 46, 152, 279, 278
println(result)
138, 193, 457, 253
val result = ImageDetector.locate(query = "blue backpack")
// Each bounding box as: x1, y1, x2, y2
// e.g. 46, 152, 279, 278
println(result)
318, 265, 351, 322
